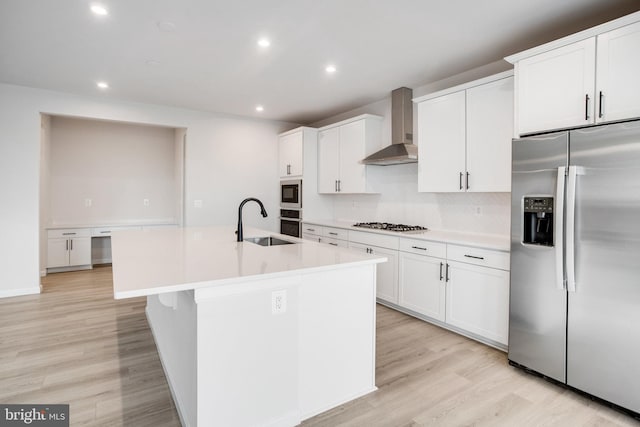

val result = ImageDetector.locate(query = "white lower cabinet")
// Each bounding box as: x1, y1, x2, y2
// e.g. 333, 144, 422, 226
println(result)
349, 242, 399, 304
445, 260, 510, 346
47, 229, 91, 269
398, 252, 446, 322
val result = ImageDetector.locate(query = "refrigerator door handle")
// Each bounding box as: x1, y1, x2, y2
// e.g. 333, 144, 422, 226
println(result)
566, 165, 579, 293
556, 166, 566, 291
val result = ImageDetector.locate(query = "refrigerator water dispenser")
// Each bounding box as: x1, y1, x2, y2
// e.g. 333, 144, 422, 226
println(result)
523, 196, 554, 246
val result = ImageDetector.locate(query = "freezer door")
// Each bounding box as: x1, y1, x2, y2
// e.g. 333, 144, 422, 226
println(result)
509, 132, 568, 383
567, 121, 640, 413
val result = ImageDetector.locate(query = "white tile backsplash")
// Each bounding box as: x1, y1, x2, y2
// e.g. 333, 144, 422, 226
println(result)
332, 163, 510, 236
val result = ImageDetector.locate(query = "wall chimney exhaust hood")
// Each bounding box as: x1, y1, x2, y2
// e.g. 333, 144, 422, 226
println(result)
362, 87, 417, 166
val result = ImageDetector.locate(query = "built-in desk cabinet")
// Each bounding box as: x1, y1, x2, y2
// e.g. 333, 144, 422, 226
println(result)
47, 229, 91, 269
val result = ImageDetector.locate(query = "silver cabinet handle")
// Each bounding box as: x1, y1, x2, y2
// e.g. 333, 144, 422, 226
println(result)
306, 228, 315, 232
62, 232, 76, 236
466, 171, 470, 190
439, 262, 444, 281
66, 240, 69, 251
599, 91, 604, 119
338, 180, 341, 192
411, 245, 427, 251
328, 232, 338, 236
459, 172, 463, 190
100, 230, 110, 234
335, 180, 338, 192
464, 254, 484, 260
70, 239, 73, 250
328, 242, 338, 246
585, 94, 590, 120
445, 263, 450, 282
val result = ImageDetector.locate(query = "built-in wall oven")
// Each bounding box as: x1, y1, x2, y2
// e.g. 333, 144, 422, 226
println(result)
280, 209, 302, 238
280, 179, 302, 209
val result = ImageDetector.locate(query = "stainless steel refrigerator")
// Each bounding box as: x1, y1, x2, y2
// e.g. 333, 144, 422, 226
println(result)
509, 120, 640, 416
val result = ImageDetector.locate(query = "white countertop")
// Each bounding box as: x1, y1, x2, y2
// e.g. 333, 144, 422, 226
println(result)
111, 225, 386, 299
303, 219, 510, 251
47, 219, 178, 230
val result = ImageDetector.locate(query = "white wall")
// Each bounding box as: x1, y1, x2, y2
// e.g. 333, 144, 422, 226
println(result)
48, 116, 178, 226
0, 83, 295, 297
311, 60, 513, 236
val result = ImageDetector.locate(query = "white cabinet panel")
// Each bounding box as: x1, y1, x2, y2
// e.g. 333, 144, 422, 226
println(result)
466, 77, 514, 192
279, 131, 304, 178
69, 237, 92, 266
399, 252, 446, 322
596, 21, 640, 123
337, 120, 366, 194
349, 242, 398, 304
516, 38, 596, 134
418, 91, 466, 192
317, 128, 340, 193
47, 238, 69, 268
446, 261, 510, 345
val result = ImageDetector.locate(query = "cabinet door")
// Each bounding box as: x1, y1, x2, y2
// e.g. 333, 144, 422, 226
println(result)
47, 238, 69, 268
417, 91, 466, 192
349, 243, 398, 304
517, 38, 596, 135
466, 77, 514, 192
338, 120, 367, 193
398, 253, 446, 322
279, 131, 304, 177
445, 261, 510, 345
68, 237, 92, 266
596, 21, 640, 123
317, 128, 340, 193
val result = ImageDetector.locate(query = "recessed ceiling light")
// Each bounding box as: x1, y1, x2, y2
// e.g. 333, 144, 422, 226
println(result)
145, 59, 160, 66
257, 38, 271, 48
325, 64, 337, 74
255, 105, 264, 112
90, 4, 108, 16
96, 81, 109, 90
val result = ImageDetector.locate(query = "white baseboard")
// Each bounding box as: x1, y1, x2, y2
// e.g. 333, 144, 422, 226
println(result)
0, 287, 41, 298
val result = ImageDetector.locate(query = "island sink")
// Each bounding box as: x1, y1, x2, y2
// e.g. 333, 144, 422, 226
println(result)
244, 236, 296, 246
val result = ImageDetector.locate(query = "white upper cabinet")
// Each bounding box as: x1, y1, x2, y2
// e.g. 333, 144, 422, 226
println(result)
596, 21, 640, 123
466, 77, 514, 192
317, 114, 381, 194
507, 13, 640, 135
278, 129, 304, 178
415, 72, 514, 193
516, 38, 596, 135
417, 91, 466, 192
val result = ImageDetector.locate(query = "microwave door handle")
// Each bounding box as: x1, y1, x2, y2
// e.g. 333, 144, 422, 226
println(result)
555, 166, 566, 291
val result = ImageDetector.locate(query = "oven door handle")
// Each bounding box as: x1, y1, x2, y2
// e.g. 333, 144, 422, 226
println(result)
279, 217, 301, 222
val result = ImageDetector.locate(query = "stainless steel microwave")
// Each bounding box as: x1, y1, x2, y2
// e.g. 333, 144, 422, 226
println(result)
280, 179, 302, 209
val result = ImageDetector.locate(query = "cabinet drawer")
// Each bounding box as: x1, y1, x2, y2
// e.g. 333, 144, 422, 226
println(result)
91, 226, 141, 237
301, 224, 322, 235
447, 244, 510, 271
399, 238, 446, 258
47, 228, 91, 239
323, 237, 348, 248
348, 230, 399, 250
322, 226, 348, 241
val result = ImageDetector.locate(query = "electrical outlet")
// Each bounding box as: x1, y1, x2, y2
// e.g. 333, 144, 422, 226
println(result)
271, 290, 287, 314
143, 198, 150, 207
84, 198, 92, 207
194, 199, 203, 208
475, 206, 482, 216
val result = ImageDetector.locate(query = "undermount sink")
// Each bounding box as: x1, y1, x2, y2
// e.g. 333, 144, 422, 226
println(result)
244, 236, 296, 246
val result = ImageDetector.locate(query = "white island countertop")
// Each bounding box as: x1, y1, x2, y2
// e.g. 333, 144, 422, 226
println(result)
112, 225, 386, 299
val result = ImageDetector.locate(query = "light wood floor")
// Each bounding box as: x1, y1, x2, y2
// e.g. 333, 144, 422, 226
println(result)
1, 267, 638, 426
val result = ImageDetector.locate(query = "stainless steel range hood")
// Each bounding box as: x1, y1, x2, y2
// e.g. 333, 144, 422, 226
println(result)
362, 87, 417, 166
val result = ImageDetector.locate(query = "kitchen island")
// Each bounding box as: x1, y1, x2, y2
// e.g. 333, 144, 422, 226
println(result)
111, 226, 386, 427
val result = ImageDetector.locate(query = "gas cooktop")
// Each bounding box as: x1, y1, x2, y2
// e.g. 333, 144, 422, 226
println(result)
352, 222, 428, 233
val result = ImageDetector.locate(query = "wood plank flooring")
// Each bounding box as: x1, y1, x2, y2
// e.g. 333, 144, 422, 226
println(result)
1, 267, 638, 426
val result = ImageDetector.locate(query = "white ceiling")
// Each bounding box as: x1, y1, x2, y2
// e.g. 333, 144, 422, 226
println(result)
1, 1, 638, 124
